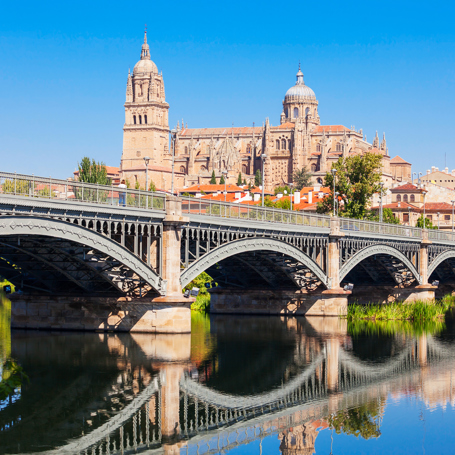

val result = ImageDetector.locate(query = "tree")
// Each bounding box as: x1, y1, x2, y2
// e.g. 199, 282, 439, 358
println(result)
149, 180, 156, 191
219, 174, 225, 185
274, 185, 291, 196
316, 152, 383, 219
77, 157, 110, 185
243, 179, 247, 185
292, 166, 312, 191
368, 208, 400, 224
210, 170, 217, 184
416, 215, 437, 229
255, 169, 262, 187
237, 172, 243, 186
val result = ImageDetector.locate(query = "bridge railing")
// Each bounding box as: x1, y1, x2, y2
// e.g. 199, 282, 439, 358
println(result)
181, 196, 331, 228
428, 229, 455, 242
0, 172, 166, 212
339, 218, 422, 239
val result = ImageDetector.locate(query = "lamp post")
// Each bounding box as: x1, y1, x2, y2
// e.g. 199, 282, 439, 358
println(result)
261, 154, 267, 207
437, 211, 440, 230
451, 200, 455, 233
334, 192, 339, 216
422, 190, 427, 229
412, 172, 417, 184
408, 207, 411, 226
418, 172, 422, 185
379, 182, 384, 223
143, 156, 150, 191
170, 128, 177, 194
222, 170, 228, 202
331, 169, 337, 216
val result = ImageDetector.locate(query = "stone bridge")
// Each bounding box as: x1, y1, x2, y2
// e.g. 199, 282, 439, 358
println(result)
2, 172, 455, 332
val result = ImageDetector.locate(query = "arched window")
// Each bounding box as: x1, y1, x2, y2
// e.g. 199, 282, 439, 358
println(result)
200, 166, 207, 172
180, 166, 186, 173
246, 144, 252, 153
285, 108, 288, 118
293, 107, 299, 118
184, 146, 188, 154
410, 194, 415, 202
316, 143, 321, 152
276, 140, 280, 150
242, 164, 247, 174
139, 115, 142, 124
396, 194, 402, 202
317, 177, 323, 184
311, 163, 317, 172
305, 107, 310, 117
281, 139, 286, 149
288, 139, 292, 150
133, 115, 137, 124
144, 115, 147, 124
403, 194, 408, 202
314, 108, 317, 117
336, 143, 341, 152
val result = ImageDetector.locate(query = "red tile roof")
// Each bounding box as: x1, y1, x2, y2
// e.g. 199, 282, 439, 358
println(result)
390, 155, 411, 165
180, 126, 263, 136
391, 183, 421, 192
424, 202, 454, 211
177, 184, 244, 194
274, 122, 295, 129
314, 125, 351, 133
371, 202, 419, 210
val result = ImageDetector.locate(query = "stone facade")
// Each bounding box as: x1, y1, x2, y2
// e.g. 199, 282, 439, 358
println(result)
119, 35, 409, 192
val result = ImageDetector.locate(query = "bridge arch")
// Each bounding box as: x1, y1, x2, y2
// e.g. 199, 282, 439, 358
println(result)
180, 237, 328, 289
0, 216, 165, 295
340, 244, 421, 285
428, 250, 455, 279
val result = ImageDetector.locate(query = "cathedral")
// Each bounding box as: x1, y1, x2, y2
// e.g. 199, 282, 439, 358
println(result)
120, 33, 410, 191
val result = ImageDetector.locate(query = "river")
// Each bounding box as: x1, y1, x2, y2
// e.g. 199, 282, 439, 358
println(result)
1, 296, 455, 454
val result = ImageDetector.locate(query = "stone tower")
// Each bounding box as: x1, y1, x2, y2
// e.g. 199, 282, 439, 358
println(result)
121, 30, 169, 172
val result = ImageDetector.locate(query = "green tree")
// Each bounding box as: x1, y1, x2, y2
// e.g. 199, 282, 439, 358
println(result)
149, 180, 156, 191
368, 208, 400, 224
77, 157, 110, 185
274, 185, 291, 196
210, 170, 217, 184
292, 166, 312, 191
237, 172, 243, 186
316, 152, 383, 219
416, 215, 437, 229
255, 169, 262, 187
243, 179, 247, 185
219, 174, 225, 185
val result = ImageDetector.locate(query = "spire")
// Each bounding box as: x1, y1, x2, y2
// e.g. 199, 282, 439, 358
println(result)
141, 26, 151, 60
380, 132, 387, 151
373, 130, 379, 148
126, 70, 133, 102
296, 62, 304, 85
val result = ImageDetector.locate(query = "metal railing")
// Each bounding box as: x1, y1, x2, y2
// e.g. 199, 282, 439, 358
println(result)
181, 196, 331, 228
339, 218, 422, 239
428, 229, 455, 242
0, 172, 166, 211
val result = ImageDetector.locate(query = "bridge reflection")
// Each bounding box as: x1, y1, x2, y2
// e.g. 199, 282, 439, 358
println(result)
1, 315, 455, 454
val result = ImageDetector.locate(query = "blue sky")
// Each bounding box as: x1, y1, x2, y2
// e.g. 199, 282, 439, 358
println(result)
1, 0, 454, 178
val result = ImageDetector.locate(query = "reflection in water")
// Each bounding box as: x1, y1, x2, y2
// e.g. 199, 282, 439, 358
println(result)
0, 304, 455, 454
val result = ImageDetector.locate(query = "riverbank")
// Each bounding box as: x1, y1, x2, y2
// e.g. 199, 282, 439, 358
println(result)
346, 294, 455, 321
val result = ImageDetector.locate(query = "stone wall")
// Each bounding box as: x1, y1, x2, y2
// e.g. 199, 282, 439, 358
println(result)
9, 295, 191, 333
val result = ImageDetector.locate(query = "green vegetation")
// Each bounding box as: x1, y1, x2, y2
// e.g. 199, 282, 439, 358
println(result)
274, 185, 292, 196
190, 312, 216, 364
237, 172, 243, 186
183, 271, 212, 312
77, 157, 110, 185
254, 169, 261, 187
317, 152, 383, 219
219, 174, 225, 185
346, 295, 455, 321
210, 170, 217, 184
347, 318, 446, 337
329, 400, 383, 440
368, 207, 400, 224
0, 358, 29, 402
292, 166, 312, 191
2, 179, 30, 196
416, 215, 437, 229
261, 195, 292, 210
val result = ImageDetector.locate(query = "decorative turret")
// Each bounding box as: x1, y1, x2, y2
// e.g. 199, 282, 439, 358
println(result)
373, 130, 379, 148
380, 132, 387, 152
126, 69, 133, 102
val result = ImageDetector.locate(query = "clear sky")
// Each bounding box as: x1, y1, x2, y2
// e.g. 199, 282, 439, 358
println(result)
1, 0, 454, 178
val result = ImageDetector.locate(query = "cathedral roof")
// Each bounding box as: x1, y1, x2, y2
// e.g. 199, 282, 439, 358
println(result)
285, 65, 316, 101
390, 155, 411, 165
180, 126, 263, 136
313, 125, 351, 133
133, 30, 158, 76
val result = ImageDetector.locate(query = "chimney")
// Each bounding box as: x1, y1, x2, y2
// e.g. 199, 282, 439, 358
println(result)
445, 167, 449, 174
427, 169, 431, 175
308, 191, 313, 204
294, 192, 301, 204
431, 166, 436, 173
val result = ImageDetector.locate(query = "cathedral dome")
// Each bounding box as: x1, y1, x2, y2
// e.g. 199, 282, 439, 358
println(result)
133, 30, 158, 76
285, 66, 316, 101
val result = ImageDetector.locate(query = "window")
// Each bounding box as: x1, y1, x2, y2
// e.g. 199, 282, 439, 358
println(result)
133, 115, 137, 124
403, 194, 408, 202
317, 177, 323, 184
305, 107, 310, 117
396, 194, 402, 202
316, 143, 321, 152
336, 143, 341, 152
276, 140, 280, 150
281, 139, 286, 150
445, 215, 451, 221
403, 213, 409, 222
285, 108, 288, 118
314, 108, 317, 117
410, 194, 415, 202
184, 146, 188, 154
293, 107, 299, 118
246, 144, 252, 153
139, 115, 142, 124
144, 115, 147, 124
180, 166, 186, 173
288, 139, 292, 150
427, 215, 432, 220
311, 163, 317, 172
242, 164, 247, 174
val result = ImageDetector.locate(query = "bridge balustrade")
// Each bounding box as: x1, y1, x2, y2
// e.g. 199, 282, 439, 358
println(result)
339, 218, 422, 239
0, 171, 166, 212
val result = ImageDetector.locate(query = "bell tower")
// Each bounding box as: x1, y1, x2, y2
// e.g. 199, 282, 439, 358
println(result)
121, 30, 169, 171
